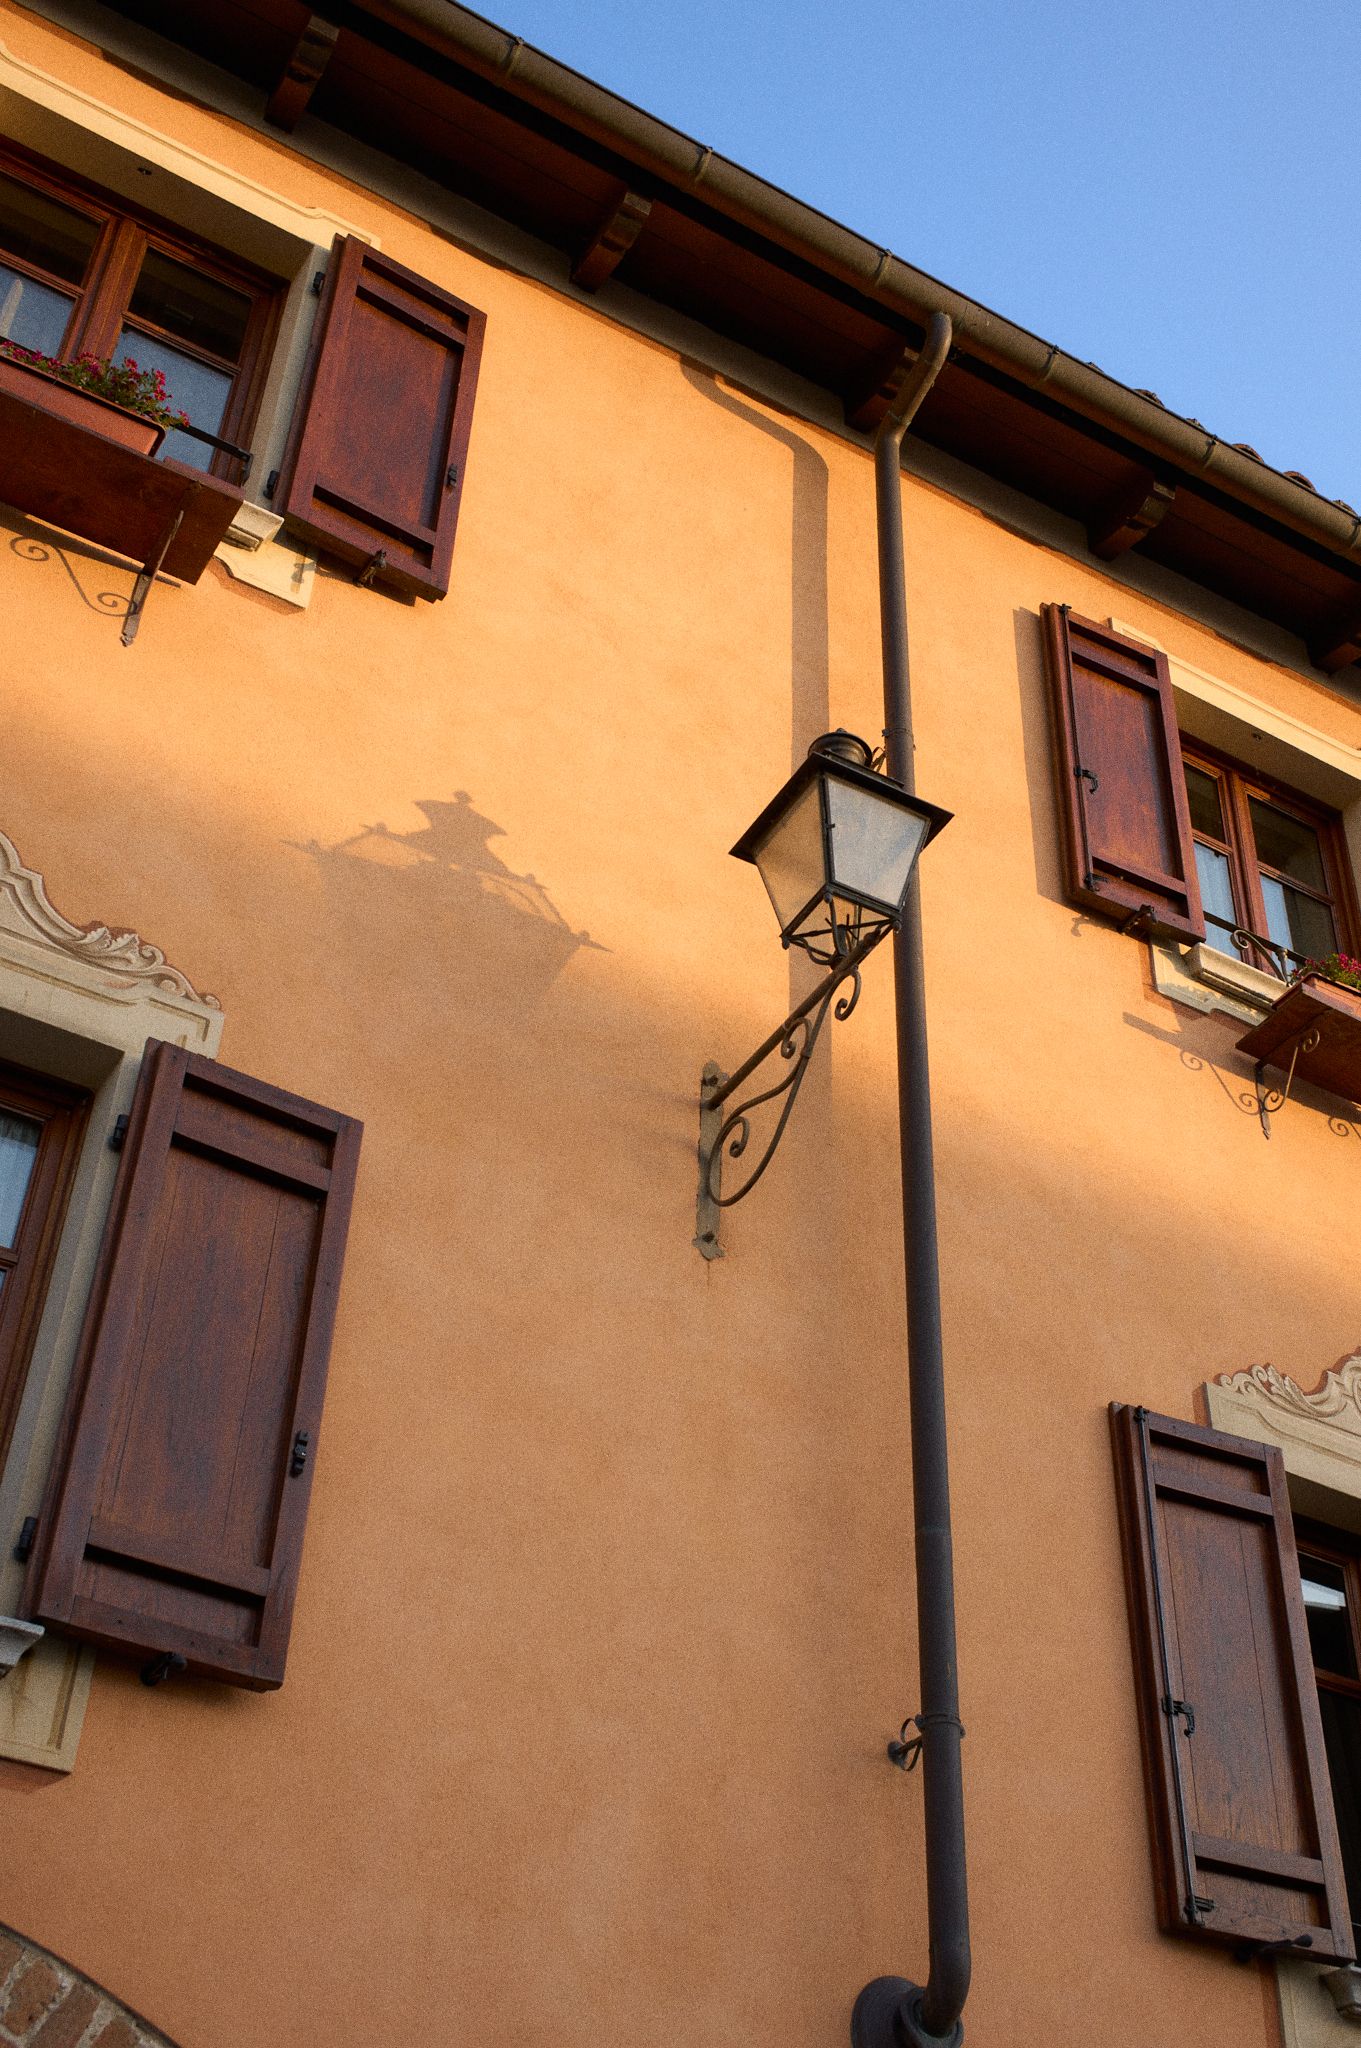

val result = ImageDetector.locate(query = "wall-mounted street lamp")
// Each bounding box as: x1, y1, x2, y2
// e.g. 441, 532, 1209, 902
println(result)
694, 729, 949, 1258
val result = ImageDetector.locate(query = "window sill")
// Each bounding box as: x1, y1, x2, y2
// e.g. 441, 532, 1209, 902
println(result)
0, 380, 242, 585
1150, 938, 1284, 1026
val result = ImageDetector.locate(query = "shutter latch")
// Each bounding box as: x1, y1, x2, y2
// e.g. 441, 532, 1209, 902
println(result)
1075, 765, 1099, 795
1162, 1694, 1196, 1737
109, 1114, 130, 1152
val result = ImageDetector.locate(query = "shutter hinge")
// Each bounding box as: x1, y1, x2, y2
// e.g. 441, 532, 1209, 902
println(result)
311, 268, 326, 296
109, 1114, 130, 1152
356, 548, 388, 589
140, 1651, 188, 1688
264, 469, 279, 500
445, 463, 459, 490
13, 1515, 36, 1563
1232, 1935, 1315, 1964
1162, 1694, 1196, 1737
289, 1430, 310, 1476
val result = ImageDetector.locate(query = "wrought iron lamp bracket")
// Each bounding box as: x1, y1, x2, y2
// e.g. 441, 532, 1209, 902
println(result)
694, 922, 889, 1258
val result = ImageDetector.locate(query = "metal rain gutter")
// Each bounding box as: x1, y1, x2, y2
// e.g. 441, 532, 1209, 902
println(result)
355, 0, 1361, 572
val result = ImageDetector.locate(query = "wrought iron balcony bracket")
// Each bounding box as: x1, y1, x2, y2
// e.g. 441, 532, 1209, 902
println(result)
694, 921, 890, 1259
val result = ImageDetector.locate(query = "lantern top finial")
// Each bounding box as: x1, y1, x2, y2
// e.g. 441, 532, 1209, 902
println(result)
808, 729, 874, 770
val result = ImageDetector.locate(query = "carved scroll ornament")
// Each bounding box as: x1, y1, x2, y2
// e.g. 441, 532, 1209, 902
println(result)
0, 829, 218, 1007
1215, 1353, 1361, 1434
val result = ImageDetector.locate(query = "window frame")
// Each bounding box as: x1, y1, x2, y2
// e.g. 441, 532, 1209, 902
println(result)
1180, 735, 1361, 975
0, 138, 283, 481
0, 1060, 89, 1478
1294, 1518, 1361, 1955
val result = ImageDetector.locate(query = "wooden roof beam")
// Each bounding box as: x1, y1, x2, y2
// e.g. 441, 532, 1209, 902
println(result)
571, 189, 652, 292
1310, 597, 1361, 675
265, 15, 340, 131
1089, 470, 1177, 561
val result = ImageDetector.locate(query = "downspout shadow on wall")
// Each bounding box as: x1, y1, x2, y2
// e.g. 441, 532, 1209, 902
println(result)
677, 363, 830, 771
679, 361, 831, 1025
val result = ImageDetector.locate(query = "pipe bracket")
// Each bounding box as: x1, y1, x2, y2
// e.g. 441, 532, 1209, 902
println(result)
851, 1978, 964, 2048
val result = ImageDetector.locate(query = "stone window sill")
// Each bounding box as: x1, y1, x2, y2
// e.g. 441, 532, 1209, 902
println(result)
1150, 939, 1286, 1026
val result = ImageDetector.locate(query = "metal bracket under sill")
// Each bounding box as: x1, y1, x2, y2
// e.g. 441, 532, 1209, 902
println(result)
0, 1615, 43, 1681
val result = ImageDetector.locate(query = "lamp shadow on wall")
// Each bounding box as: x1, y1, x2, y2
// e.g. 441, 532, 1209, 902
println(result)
291, 792, 606, 1029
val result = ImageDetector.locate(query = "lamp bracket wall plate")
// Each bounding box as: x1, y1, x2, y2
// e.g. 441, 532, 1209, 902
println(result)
694, 923, 888, 1258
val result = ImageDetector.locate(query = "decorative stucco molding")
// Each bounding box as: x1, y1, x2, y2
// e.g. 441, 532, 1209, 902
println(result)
0, 830, 218, 1008
1216, 1353, 1361, 1433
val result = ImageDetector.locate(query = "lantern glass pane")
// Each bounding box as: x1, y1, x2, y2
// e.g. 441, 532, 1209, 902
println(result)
750, 779, 826, 935
825, 778, 931, 915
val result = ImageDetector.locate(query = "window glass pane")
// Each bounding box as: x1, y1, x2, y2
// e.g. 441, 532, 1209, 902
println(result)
1318, 1688, 1361, 1944
0, 1111, 41, 1250
1193, 843, 1238, 950
1301, 1554, 1357, 1676
1185, 765, 1225, 841
1261, 875, 1337, 965
0, 171, 99, 287
1250, 797, 1328, 890
127, 248, 251, 363
750, 781, 825, 938
114, 326, 232, 469
0, 263, 74, 355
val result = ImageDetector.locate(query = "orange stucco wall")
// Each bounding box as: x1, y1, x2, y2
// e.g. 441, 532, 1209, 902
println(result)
0, 7, 1355, 2044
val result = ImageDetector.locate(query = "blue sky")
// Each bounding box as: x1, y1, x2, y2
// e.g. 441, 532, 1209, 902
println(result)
492, 0, 1361, 505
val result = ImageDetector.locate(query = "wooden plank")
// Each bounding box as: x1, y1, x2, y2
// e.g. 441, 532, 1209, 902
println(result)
86, 1519, 272, 1598
1191, 1833, 1325, 1887
175, 1094, 332, 1192
1152, 1465, 1275, 1519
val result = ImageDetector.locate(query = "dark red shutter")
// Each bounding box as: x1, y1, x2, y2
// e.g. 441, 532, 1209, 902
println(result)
1110, 1403, 1353, 1959
276, 233, 485, 598
25, 1044, 361, 1690
1043, 607, 1205, 940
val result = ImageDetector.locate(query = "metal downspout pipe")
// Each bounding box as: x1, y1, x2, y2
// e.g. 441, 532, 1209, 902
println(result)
851, 311, 970, 2048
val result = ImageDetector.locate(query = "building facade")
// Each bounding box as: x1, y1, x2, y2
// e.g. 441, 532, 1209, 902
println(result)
0, 5, 1359, 2046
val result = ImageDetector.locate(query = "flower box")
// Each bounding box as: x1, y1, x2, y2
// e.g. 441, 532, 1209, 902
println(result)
0, 353, 165, 456
0, 373, 241, 595
1236, 973, 1361, 1105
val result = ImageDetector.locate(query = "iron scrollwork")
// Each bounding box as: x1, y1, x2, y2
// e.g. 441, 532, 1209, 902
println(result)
694, 924, 886, 1258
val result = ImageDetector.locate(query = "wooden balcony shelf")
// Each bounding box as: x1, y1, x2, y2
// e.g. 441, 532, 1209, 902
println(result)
1236, 974, 1361, 1108
0, 379, 243, 642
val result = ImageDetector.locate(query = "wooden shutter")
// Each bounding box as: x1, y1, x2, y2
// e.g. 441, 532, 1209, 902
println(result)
25, 1044, 361, 1691
1043, 606, 1205, 940
1110, 1403, 1353, 1959
276, 234, 485, 599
